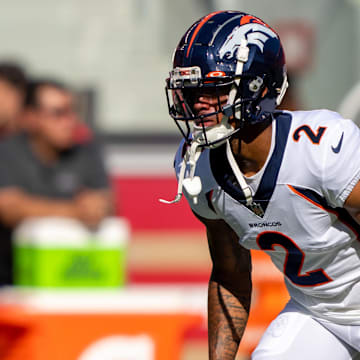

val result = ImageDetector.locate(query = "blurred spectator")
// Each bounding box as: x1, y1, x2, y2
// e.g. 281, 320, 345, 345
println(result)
0, 78, 112, 285
0, 62, 27, 136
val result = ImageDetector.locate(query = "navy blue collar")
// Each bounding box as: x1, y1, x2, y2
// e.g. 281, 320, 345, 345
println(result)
210, 112, 292, 215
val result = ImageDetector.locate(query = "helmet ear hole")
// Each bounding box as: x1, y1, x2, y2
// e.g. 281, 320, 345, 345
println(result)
249, 76, 264, 92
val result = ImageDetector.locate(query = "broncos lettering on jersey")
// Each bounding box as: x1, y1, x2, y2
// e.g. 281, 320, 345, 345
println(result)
174, 109, 360, 325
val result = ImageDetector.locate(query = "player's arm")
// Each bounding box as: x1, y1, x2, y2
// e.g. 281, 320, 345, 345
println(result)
195, 212, 252, 360
344, 180, 360, 220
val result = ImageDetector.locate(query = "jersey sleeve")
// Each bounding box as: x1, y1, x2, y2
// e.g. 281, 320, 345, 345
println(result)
321, 117, 360, 207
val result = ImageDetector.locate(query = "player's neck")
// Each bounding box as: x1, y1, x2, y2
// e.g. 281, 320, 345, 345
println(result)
230, 120, 273, 177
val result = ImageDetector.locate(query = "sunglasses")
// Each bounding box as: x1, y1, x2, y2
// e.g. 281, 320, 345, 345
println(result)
36, 105, 78, 118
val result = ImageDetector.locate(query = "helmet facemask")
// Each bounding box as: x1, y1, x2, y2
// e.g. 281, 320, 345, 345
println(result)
165, 35, 286, 148
165, 71, 277, 148
166, 68, 288, 147
166, 76, 238, 148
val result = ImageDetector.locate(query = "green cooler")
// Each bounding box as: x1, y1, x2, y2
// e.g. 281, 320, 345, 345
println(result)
13, 217, 130, 288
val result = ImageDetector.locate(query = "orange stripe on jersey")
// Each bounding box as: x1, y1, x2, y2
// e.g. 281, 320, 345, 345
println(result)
287, 185, 326, 211
288, 185, 360, 240
325, 207, 360, 241
186, 11, 222, 58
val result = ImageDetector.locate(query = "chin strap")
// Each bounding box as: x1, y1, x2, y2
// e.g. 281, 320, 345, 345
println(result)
159, 138, 256, 209
226, 139, 265, 217
159, 140, 202, 205
225, 140, 253, 205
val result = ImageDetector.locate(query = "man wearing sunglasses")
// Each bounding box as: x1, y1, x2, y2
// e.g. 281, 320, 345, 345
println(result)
0, 79, 111, 285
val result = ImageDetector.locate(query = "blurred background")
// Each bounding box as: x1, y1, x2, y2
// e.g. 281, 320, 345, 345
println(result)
0, 0, 359, 359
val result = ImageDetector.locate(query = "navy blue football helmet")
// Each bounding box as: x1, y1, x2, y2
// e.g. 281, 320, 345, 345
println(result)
166, 11, 288, 147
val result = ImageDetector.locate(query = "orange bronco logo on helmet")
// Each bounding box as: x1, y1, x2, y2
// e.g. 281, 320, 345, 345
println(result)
240, 14, 277, 33
240, 15, 268, 26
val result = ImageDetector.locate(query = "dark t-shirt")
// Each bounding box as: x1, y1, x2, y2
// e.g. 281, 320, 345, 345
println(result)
0, 132, 109, 285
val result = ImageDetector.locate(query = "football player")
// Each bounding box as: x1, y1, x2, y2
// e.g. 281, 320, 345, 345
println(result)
162, 10, 360, 359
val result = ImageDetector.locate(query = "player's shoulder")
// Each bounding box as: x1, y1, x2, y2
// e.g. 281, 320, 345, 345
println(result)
283, 109, 358, 147
174, 138, 209, 167
287, 109, 355, 131
174, 138, 214, 185
173, 138, 220, 219
279, 109, 360, 204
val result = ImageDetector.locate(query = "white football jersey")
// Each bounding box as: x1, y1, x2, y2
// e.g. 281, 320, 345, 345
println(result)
174, 110, 360, 325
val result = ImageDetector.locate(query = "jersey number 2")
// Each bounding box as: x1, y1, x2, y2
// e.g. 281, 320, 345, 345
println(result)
257, 232, 332, 287
293, 125, 326, 144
